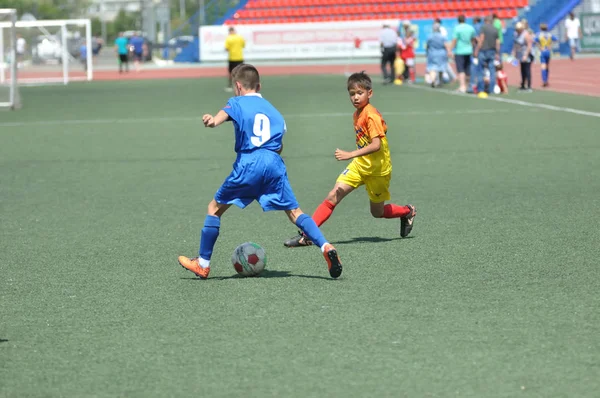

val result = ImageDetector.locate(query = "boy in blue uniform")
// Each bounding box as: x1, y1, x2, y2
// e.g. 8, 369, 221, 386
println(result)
535, 23, 557, 87
178, 64, 343, 279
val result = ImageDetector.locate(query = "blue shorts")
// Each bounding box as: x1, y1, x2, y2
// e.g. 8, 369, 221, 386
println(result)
540, 50, 551, 64
215, 149, 299, 211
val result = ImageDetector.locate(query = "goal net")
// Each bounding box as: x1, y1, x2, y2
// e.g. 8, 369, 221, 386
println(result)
0, 9, 20, 109
0, 18, 92, 89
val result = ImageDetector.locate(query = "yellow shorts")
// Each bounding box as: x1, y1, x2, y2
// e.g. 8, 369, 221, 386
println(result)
336, 161, 391, 203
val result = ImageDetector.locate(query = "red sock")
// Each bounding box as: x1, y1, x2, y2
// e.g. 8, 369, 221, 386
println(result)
383, 204, 410, 218
312, 200, 336, 227
409, 68, 415, 82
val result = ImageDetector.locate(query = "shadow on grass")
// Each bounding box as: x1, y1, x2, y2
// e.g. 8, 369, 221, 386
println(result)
0, 339, 8, 343
180, 269, 332, 281
331, 236, 410, 244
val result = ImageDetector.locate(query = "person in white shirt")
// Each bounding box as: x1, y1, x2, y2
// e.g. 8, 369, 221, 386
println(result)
379, 24, 399, 84
16, 34, 26, 67
565, 12, 582, 60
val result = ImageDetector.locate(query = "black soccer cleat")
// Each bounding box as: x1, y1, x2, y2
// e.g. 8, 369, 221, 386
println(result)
400, 204, 417, 238
284, 231, 313, 247
323, 244, 342, 279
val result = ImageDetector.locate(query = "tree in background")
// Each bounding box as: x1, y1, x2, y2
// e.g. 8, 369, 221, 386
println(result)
1, 0, 91, 20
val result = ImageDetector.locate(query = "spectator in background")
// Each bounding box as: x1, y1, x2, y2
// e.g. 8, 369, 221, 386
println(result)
425, 23, 449, 87
398, 24, 416, 83
493, 13, 504, 46
512, 21, 534, 92
473, 15, 500, 98
129, 31, 145, 72
434, 18, 448, 38
535, 23, 558, 87
448, 14, 476, 93
379, 24, 398, 84
16, 34, 26, 68
565, 12, 582, 60
79, 41, 87, 71
224, 27, 245, 92
114, 32, 129, 73
468, 16, 483, 92
92, 35, 103, 65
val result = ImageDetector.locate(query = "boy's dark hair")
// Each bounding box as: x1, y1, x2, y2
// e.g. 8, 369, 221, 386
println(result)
231, 63, 260, 90
347, 71, 372, 91
540, 23, 548, 31
474, 16, 481, 23
458, 14, 465, 23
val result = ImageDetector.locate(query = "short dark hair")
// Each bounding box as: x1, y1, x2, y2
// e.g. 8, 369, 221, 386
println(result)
474, 16, 481, 23
347, 71, 372, 91
231, 63, 260, 90
458, 14, 466, 23
540, 23, 548, 31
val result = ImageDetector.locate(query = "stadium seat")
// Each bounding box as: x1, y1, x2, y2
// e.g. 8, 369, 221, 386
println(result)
229, 0, 528, 24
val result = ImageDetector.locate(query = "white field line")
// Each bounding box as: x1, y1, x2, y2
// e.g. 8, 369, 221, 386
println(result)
407, 84, 600, 118
0, 108, 530, 128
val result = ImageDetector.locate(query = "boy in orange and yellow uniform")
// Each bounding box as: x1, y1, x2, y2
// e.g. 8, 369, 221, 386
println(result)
284, 71, 416, 247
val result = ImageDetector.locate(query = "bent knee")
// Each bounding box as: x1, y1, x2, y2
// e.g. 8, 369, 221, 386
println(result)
370, 208, 384, 218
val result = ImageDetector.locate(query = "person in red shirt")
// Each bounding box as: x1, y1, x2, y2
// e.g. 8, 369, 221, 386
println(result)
397, 25, 416, 83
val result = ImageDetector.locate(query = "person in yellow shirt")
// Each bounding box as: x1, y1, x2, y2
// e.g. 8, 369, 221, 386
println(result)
284, 71, 416, 247
224, 27, 245, 92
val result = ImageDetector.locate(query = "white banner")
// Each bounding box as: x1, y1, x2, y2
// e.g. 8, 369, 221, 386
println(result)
199, 20, 399, 61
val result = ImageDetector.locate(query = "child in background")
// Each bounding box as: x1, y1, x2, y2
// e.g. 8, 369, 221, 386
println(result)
535, 23, 558, 87
496, 61, 508, 94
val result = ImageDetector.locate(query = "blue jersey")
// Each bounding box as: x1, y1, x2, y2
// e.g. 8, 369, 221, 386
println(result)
129, 36, 144, 53
222, 93, 285, 153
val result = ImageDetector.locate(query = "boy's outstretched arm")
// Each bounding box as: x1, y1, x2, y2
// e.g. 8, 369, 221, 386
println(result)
202, 110, 230, 128
335, 137, 381, 161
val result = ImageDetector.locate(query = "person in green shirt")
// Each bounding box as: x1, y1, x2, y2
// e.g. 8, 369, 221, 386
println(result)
448, 14, 476, 93
493, 13, 504, 45
114, 32, 129, 73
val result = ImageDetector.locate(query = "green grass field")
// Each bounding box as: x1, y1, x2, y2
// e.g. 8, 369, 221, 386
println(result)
1, 76, 599, 397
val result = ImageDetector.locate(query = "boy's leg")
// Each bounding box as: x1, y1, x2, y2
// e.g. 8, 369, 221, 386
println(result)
284, 168, 357, 248
283, 182, 353, 247
286, 209, 342, 278
541, 53, 549, 85
366, 175, 417, 238
178, 199, 231, 279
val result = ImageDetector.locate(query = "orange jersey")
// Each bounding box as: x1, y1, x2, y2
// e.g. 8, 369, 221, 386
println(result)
352, 103, 392, 176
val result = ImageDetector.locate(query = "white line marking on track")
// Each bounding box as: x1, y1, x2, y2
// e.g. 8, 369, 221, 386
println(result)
0, 108, 528, 128
407, 84, 600, 118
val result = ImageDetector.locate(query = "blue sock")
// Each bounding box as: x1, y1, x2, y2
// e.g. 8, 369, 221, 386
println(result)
296, 214, 327, 249
542, 69, 548, 83
199, 215, 220, 261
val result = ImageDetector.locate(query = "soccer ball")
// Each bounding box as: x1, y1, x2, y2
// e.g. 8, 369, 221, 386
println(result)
494, 84, 501, 94
231, 242, 266, 277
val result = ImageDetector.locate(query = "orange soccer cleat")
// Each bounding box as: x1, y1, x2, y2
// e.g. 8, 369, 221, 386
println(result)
178, 256, 210, 279
322, 244, 342, 279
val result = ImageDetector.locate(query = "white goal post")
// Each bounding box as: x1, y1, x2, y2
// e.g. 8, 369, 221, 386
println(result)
0, 18, 93, 87
0, 8, 19, 109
